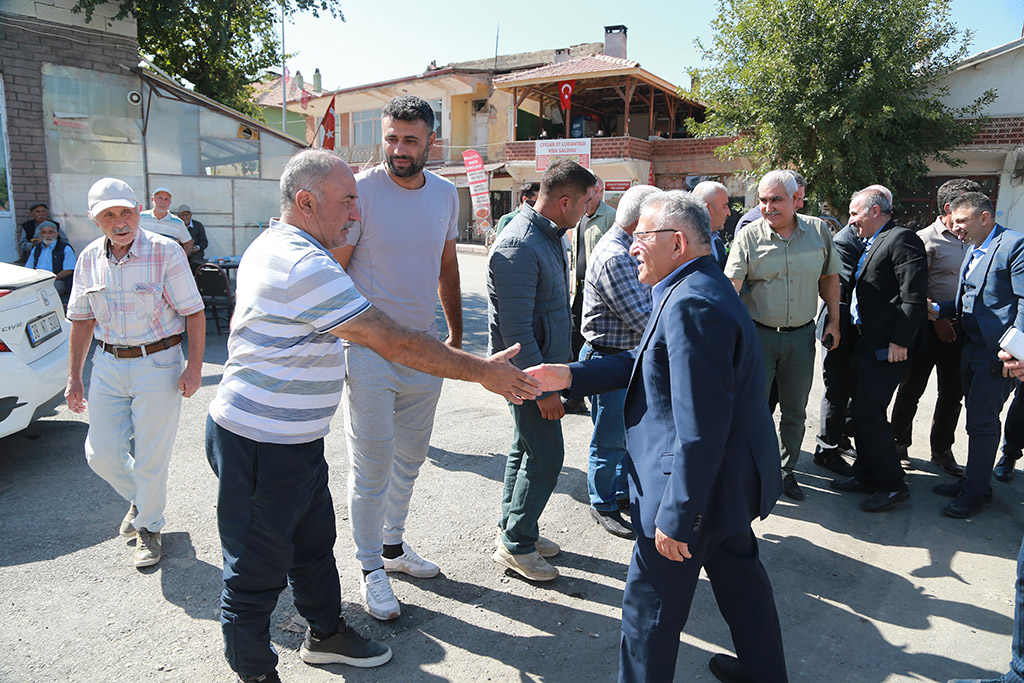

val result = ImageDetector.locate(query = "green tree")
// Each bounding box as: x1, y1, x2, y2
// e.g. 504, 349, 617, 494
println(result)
687, 0, 995, 216
72, 0, 344, 118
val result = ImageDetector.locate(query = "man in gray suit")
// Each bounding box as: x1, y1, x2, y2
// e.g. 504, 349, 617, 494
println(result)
931, 192, 1024, 518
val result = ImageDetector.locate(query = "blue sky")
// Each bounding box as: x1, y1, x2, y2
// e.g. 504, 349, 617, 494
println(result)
283, 0, 1024, 92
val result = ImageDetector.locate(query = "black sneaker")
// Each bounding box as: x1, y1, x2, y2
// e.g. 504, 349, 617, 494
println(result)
238, 671, 282, 683
300, 625, 392, 668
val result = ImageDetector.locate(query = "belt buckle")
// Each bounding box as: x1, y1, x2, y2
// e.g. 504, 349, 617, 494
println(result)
111, 345, 132, 358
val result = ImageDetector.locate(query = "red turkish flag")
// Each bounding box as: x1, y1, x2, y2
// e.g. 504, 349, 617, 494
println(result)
301, 88, 310, 110
558, 80, 575, 110
320, 95, 336, 150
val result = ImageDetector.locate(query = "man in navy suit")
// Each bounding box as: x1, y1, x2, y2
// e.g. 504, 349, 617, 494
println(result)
931, 191, 1024, 518
525, 191, 788, 683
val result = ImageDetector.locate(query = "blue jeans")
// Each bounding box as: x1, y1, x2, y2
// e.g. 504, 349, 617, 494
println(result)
580, 343, 629, 511
206, 417, 344, 677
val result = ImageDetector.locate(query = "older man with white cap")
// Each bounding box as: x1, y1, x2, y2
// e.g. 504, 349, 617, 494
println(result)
65, 177, 206, 568
140, 186, 194, 254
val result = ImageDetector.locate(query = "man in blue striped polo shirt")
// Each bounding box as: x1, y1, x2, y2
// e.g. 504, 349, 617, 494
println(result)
205, 149, 540, 683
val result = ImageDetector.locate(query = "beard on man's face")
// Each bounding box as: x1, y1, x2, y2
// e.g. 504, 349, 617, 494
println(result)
385, 145, 430, 179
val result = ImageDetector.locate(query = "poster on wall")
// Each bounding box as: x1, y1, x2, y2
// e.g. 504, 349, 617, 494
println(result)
535, 138, 591, 171
462, 149, 492, 235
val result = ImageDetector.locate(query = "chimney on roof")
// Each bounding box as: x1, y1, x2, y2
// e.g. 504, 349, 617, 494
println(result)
554, 48, 571, 63
605, 25, 627, 59
295, 70, 304, 93
313, 68, 322, 94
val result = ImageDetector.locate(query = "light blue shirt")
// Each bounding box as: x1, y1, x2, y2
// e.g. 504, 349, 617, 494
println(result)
652, 257, 698, 310
850, 225, 885, 325
26, 241, 77, 273
965, 225, 998, 280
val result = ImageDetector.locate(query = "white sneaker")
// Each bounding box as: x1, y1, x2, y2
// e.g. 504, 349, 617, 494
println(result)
535, 536, 561, 558
382, 542, 439, 578
133, 528, 162, 568
360, 568, 400, 621
492, 544, 558, 582
119, 504, 138, 539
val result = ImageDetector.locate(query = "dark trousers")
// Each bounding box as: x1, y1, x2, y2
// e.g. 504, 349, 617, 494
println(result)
961, 344, 1017, 497
619, 529, 787, 683
850, 339, 909, 492
891, 322, 964, 453
571, 286, 586, 363
205, 416, 343, 677
817, 324, 855, 451
500, 400, 565, 554
1004, 382, 1024, 459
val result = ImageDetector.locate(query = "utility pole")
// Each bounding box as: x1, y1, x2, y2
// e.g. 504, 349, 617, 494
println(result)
281, 3, 286, 132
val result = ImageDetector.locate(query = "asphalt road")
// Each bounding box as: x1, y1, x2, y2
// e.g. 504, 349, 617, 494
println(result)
0, 250, 1021, 682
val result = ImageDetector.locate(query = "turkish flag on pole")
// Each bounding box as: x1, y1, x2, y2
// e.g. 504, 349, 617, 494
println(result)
558, 80, 575, 110
320, 95, 336, 150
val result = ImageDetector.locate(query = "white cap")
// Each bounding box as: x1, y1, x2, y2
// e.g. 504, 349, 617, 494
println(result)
88, 178, 139, 217
152, 186, 172, 197
176, 204, 191, 213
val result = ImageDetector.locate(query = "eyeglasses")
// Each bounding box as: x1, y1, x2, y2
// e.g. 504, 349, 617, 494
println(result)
632, 229, 677, 243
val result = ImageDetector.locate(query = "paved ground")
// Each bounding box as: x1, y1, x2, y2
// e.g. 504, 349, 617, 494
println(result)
1, 250, 1021, 682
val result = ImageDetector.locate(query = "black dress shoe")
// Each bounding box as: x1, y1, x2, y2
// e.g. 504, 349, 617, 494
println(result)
562, 397, 589, 414
616, 498, 631, 516
942, 491, 991, 518
830, 477, 875, 493
933, 479, 993, 502
860, 489, 910, 512
814, 448, 854, 476
708, 654, 752, 683
590, 508, 635, 539
994, 454, 1019, 482
933, 480, 964, 497
930, 450, 964, 477
782, 473, 805, 501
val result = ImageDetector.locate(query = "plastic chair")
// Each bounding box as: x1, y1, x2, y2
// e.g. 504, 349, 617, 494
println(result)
195, 263, 234, 336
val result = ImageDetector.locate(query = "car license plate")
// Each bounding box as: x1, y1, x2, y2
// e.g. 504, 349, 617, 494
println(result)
26, 311, 61, 347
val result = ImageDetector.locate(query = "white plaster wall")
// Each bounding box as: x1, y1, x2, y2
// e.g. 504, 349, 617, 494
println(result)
940, 43, 1024, 116
4, 0, 137, 38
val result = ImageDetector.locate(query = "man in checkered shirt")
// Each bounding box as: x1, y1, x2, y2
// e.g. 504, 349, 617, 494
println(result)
579, 185, 662, 539
65, 177, 206, 569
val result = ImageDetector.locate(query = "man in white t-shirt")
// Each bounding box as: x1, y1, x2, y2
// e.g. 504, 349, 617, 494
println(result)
139, 187, 194, 254
206, 149, 539, 682
333, 95, 461, 622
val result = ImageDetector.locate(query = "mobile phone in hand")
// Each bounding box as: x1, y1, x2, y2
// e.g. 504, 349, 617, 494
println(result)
820, 333, 834, 350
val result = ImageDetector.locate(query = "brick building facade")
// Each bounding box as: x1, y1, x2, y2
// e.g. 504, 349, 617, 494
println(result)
1, 4, 138, 258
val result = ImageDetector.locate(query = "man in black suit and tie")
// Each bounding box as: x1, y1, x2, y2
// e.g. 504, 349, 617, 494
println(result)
930, 191, 1024, 518
831, 188, 928, 511
525, 190, 788, 683
691, 180, 731, 270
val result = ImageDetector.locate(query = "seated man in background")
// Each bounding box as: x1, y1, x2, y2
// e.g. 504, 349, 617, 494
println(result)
176, 203, 208, 269
18, 202, 68, 262
24, 220, 76, 297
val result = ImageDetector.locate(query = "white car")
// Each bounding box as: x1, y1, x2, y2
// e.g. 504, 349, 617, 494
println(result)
0, 263, 70, 438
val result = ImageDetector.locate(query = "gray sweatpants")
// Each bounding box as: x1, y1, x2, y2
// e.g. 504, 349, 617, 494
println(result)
342, 343, 443, 571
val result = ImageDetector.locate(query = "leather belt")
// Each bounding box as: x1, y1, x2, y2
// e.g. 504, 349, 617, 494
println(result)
99, 334, 182, 359
755, 321, 813, 333
589, 342, 630, 355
